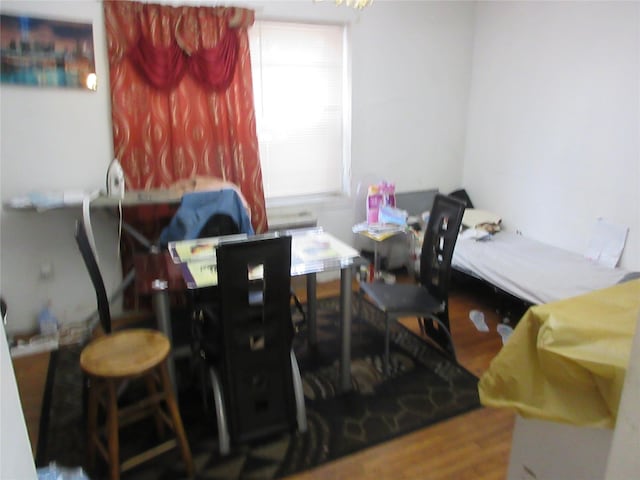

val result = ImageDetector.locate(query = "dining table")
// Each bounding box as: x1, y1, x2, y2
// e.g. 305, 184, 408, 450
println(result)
142, 227, 362, 393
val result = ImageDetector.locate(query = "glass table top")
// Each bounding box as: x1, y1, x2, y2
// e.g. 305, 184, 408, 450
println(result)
168, 227, 360, 288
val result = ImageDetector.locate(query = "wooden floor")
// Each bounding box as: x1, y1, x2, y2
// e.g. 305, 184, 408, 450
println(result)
289, 278, 515, 480
13, 349, 51, 456
13, 277, 515, 479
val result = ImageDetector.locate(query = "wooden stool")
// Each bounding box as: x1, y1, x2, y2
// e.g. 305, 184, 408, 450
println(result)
80, 329, 194, 480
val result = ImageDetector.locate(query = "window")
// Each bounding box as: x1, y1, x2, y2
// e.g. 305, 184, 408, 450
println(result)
249, 20, 349, 201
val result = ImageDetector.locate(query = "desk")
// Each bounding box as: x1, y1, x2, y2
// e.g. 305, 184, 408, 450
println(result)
3, 189, 182, 212
5, 189, 181, 243
352, 222, 407, 280
91, 189, 182, 208
479, 279, 640, 428
166, 228, 361, 392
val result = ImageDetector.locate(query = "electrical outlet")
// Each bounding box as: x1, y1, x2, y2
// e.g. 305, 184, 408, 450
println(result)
39, 262, 54, 280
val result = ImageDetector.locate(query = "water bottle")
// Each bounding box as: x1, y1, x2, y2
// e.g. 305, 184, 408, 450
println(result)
38, 302, 59, 336
366, 184, 382, 224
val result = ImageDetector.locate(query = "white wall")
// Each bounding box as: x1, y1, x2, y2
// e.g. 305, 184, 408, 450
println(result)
0, 321, 37, 478
463, 1, 640, 270
0, 0, 121, 334
3, 0, 638, 334
0, 0, 475, 333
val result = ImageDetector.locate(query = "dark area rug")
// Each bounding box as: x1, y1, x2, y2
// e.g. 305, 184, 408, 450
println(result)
37, 296, 480, 479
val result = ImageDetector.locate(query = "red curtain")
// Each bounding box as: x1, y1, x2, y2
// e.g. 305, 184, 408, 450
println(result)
104, 1, 267, 233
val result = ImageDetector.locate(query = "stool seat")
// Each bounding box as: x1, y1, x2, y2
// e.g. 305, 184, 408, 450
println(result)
80, 328, 194, 480
80, 329, 169, 378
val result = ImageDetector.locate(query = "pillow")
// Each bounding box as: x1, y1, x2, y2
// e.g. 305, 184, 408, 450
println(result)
461, 208, 502, 233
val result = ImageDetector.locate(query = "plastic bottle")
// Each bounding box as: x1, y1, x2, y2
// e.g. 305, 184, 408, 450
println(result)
380, 181, 396, 207
469, 309, 489, 332
38, 302, 59, 336
366, 184, 383, 224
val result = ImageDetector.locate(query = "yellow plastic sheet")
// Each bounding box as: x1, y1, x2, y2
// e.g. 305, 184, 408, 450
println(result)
479, 279, 640, 428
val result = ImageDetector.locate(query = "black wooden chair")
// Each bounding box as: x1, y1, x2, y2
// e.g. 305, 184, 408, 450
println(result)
74, 218, 153, 336
192, 234, 307, 454
358, 193, 466, 375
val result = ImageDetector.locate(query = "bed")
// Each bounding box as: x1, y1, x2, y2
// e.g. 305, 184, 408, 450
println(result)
361, 187, 639, 311
452, 230, 639, 306
442, 188, 639, 308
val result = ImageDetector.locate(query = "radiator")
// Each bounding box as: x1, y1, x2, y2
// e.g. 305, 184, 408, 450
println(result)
267, 210, 318, 232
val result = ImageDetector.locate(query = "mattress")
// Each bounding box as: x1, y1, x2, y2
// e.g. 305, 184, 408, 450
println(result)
452, 231, 635, 305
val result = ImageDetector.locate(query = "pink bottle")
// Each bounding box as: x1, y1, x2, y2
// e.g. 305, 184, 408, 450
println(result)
366, 185, 383, 224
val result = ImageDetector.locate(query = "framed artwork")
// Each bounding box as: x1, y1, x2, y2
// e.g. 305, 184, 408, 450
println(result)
0, 13, 96, 90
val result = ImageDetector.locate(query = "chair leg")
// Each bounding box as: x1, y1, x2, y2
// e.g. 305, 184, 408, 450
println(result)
422, 315, 457, 360
209, 367, 230, 456
290, 349, 307, 433
106, 380, 120, 480
384, 315, 391, 376
357, 287, 365, 344
159, 363, 194, 477
199, 360, 210, 412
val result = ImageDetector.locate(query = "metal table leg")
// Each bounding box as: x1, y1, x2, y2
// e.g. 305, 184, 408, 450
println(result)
306, 273, 317, 346
339, 266, 353, 392
151, 279, 177, 395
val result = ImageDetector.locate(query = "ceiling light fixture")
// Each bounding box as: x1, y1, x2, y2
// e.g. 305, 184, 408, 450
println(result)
316, 0, 373, 9
336, 0, 372, 8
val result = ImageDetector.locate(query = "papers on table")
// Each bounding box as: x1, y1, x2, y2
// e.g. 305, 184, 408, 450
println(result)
168, 234, 248, 264
292, 233, 342, 263
180, 259, 218, 288
170, 229, 359, 289
168, 234, 248, 289
352, 221, 407, 241
289, 230, 359, 276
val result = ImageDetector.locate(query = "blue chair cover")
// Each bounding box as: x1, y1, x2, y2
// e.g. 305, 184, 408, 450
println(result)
158, 189, 254, 246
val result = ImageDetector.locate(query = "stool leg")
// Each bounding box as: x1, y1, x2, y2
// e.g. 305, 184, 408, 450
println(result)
106, 380, 120, 480
209, 367, 230, 456
86, 378, 99, 471
159, 362, 194, 477
144, 373, 165, 438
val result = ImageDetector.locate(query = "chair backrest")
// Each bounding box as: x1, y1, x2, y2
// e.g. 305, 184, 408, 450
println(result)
448, 188, 474, 209
193, 234, 294, 352
216, 235, 294, 354
158, 189, 253, 246
75, 220, 112, 334
419, 194, 466, 303
214, 234, 296, 441
198, 213, 241, 238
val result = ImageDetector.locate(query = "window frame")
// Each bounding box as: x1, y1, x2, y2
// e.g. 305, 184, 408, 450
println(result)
249, 19, 352, 208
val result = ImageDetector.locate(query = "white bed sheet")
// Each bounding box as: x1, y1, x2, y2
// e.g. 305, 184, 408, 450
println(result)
452, 231, 633, 305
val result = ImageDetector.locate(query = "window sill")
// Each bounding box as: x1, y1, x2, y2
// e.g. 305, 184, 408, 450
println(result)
266, 193, 351, 211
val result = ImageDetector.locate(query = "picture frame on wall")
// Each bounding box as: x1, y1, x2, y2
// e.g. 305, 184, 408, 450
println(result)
0, 13, 96, 91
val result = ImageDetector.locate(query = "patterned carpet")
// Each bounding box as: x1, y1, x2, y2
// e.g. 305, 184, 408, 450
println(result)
37, 296, 480, 479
